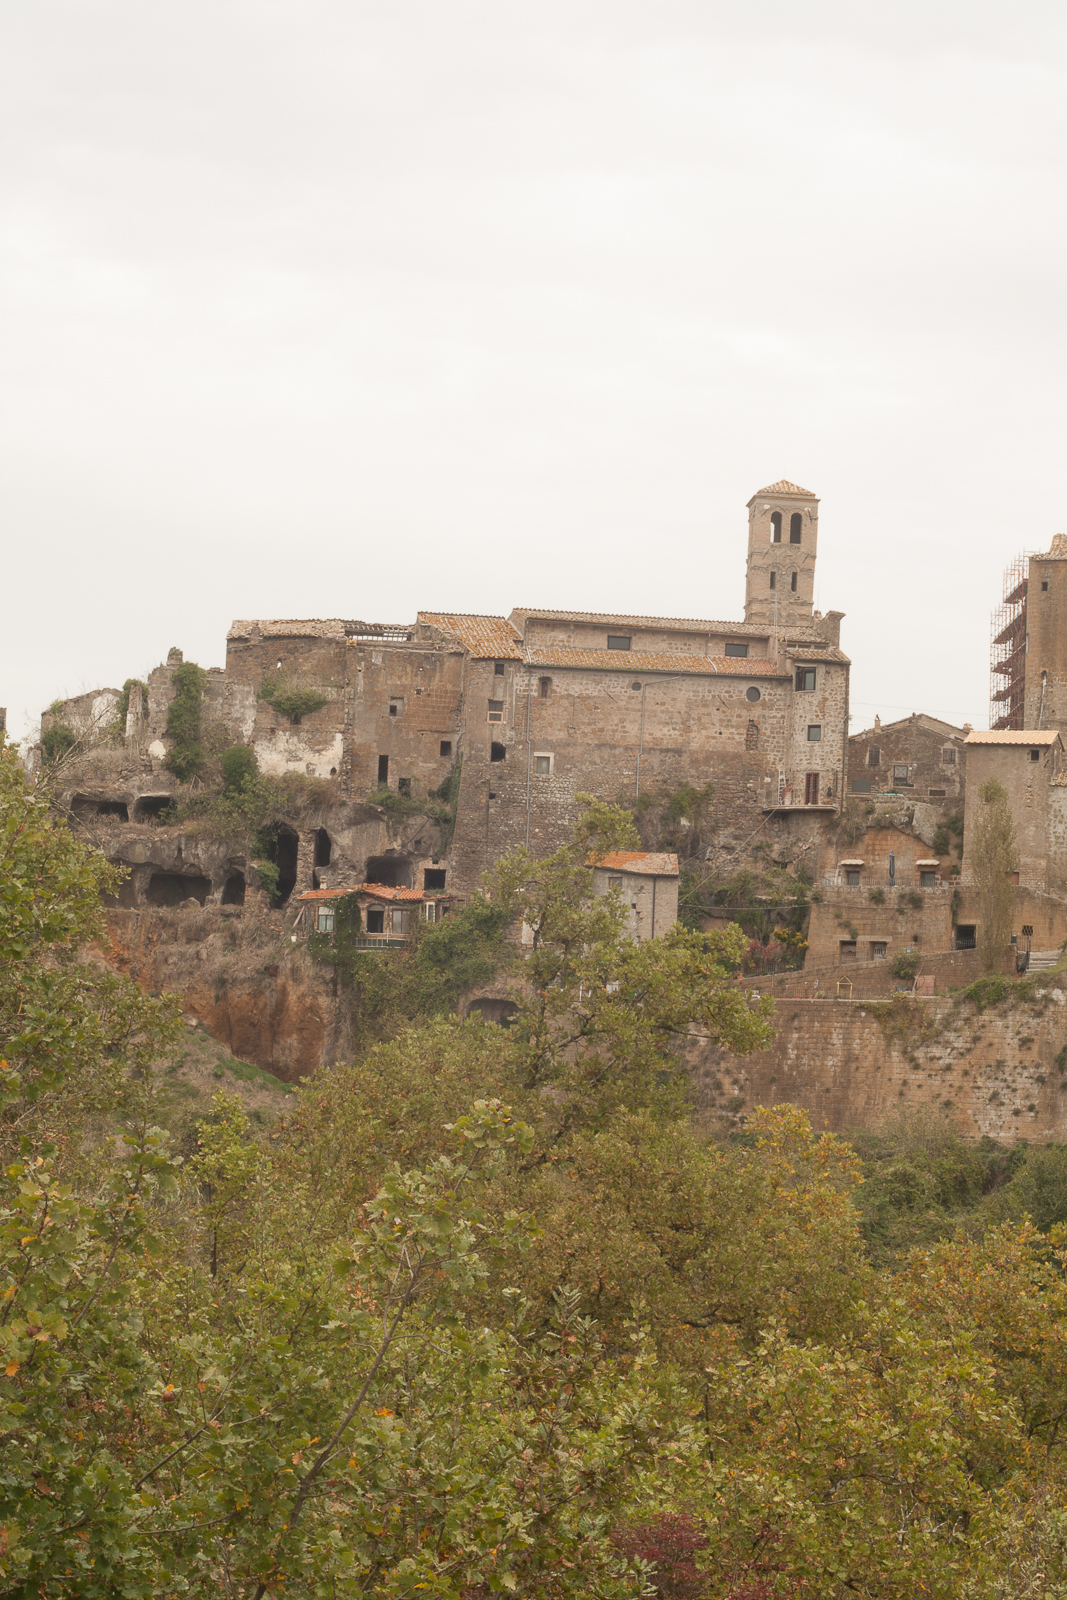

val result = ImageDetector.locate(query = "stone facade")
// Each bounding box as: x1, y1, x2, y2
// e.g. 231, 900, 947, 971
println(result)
848, 713, 969, 807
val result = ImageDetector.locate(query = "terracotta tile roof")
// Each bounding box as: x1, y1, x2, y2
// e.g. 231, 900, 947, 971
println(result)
419, 612, 523, 659
588, 850, 680, 877
786, 645, 851, 664
509, 607, 777, 636
754, 480, 817, 497
965, 730, 1062, 745
524, 646, 786, 677
297, 883, 427, 903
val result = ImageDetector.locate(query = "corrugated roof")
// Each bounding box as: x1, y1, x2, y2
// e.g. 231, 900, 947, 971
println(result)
588, 851, 680, 877
965, 730, 1062, 745
524, 647, 786, 677
754, 480, 817, 498
419, 612, 523, 659
297, 883, 428, 903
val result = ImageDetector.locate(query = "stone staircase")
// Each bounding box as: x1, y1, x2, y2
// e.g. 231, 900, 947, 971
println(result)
1025, 950, 1062, 972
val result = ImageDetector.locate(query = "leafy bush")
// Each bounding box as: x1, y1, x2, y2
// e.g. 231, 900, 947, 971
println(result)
259, 672, 329, 724
869, 888, 886, 905
163, 662, 209, 781
220, 744, 258, 795
110, 677, 145, 738
905, 889, 924, 909
40, 723, 75, 765
932, 826, 950, 855
890, 949, 920, 980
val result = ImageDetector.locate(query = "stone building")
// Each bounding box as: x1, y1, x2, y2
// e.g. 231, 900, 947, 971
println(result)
805, 824, 957, 969
41, 479, 850, 912
588, 851, 680, 943
848, 712, 969, 807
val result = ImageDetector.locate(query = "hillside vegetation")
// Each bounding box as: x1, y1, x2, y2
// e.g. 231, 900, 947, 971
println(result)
6, 742, 1067, 1598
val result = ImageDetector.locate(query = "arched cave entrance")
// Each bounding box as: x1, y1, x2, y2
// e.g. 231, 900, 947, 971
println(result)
258, 823, 299, 904
221, 872, 246, 906
314, 827, 332, 867
466, 998, 519, 1026
134, 795, 172, 823
145, 871, 211, 908
72, 795, 129, 822
365, 853, 412, 888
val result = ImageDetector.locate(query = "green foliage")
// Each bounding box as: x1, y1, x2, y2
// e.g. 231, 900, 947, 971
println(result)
905, 888, 924, 908
259, 670, 330, 723
869, 886, 886, 904
933, 825, 951, 855
220, 743, 259, 795
109, 676, 145, 738
163, 661, 209, 781
889, 948, 920, 980
39, 722, 75, 765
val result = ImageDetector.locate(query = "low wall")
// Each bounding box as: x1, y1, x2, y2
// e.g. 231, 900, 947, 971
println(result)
738, 946, 1010, 1002
688, 969, 1067, 1142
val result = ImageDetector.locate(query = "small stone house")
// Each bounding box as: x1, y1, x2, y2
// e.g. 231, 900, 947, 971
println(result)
588, 851, 680, 942
293, 883, 449, 946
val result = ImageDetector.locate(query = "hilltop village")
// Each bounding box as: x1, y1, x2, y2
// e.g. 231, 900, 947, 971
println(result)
28, 479, 1067, 1137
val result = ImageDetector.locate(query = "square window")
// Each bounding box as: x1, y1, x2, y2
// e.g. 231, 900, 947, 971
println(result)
839, 940, 857, 963
1043, 581, 1049, 590
893, 764, 909, 780
439, 740, 452, 758
845, 869, 860, 886
389, 698, 403, 717
807, 725, 822, 742
316, 908, 335, 934
534, 754, 552, 775
942, 747, 956, 764
871, 942, 887, 960
424, 868, 446, 890
487, 700, 504, 723
795, 667, 816, 691
1030, 749, 1041, 761
494, 661, 505, 676
608, 876, 624, 891
607, 635, 631, 651
851, 778, 872, 794
366, 907, 384, 934
724, 642, 748, 658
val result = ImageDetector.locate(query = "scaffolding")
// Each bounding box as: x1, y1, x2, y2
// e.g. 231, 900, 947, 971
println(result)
990, 551, 1031, 730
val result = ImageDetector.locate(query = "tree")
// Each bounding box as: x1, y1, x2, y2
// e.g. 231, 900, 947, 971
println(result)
971, 778, 1020, 972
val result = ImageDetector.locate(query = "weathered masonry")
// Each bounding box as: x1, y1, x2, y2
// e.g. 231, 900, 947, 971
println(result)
39, 479, 850, 897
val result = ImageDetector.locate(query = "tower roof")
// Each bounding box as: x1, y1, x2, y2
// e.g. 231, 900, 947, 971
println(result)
755, 479, 817, 498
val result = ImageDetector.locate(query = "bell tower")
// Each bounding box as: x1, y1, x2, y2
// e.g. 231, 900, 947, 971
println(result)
743, 480, 820, 629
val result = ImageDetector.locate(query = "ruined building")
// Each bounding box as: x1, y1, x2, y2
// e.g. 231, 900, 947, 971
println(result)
41, 480, 849, 910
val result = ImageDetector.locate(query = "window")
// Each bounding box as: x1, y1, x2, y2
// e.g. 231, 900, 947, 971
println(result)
804, 771, 820, 805
539, 677, 551, 698
490, 742, 505, 762
745, 686, 761, 703
724, 641, 748, 658
845, 869, 860, 886
439, 740, 452, 758
942, 747, 956, 764
488, 699, 504, 723
389, 698, 402, 717
494, 661, 505, 676
608, 875, 624, 891
398, 777, 411, 798
769, 571, 776, 590
795, 666, 816, 691
424, 868, 446, 890
423, 901, 436, 923
534, 754, 552, 775
791, 571, 798, 592
920, 870, 936, 887
366, 907, 385, 934
1043, 581, 1049, 590
868, 747, 880, 768
771, 511, 782, 543
929, 788, 946, 798
789, 512, 802, 544
839, 940, 857, 964
871, 942, 887, 960
851, 778, 872, 793
377, 754, 389, 784
607, 635, 631, 651
1030, 749, 1041, 761
316, 907, 335, 934
807, 725, 822, 741
893, 764, 909, 781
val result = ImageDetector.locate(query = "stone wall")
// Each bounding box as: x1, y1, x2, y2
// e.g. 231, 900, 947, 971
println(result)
848, 713, 967, 806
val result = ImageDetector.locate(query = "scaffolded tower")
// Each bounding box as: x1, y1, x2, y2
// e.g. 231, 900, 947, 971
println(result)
990, 552, 1031, 730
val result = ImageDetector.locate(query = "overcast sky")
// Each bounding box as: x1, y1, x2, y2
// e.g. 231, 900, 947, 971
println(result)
3, 0, 1066, 741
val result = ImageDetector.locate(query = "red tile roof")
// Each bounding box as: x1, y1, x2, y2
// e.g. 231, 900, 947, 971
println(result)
965, 730, 1062, 746
787, 645, 851, 664
525, 646, 785, 677
588, 850, 680, 877
419, 612, 523, 659
754, 479, 817, 497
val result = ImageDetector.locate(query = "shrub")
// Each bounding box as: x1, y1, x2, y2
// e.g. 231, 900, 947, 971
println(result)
869, 888, 886, 905
905, 890, 924, 909
932, 826, 950, 855
40, 723, 75, 765
110, 678, 145, 738
221, 745, 259, 795
259, 672, 329, 724
890, 949, 921, 980
164, 662, 209, 781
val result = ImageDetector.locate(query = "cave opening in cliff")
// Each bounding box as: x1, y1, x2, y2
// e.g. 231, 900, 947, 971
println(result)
72, 795, 129, 822
258, 823, 299, 904
221, 873, 246, 906
365, 853, 412, 888
134, 795, 172, 822
145, 872, 211, 908
314, 828, 331, 867
466, 998, 519, 1026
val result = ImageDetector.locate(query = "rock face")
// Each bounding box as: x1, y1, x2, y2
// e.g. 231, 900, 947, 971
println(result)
104, 903, 349, 1082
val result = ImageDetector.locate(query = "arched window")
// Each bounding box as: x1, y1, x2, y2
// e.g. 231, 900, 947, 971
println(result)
789, 512, 802, 544
769, 571, 776, 590
770, 511, 782, 543
790, 571, 798, 592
